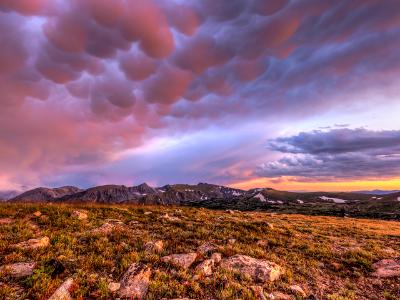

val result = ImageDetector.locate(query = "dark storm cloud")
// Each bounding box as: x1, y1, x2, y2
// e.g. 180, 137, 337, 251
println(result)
258, 129, 400, 180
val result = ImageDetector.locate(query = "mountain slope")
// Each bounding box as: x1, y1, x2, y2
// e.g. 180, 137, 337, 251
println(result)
11, 186, 82, 202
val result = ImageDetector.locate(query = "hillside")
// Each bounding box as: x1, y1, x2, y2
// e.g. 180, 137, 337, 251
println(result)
7, 184, 400, 220
0, 204, 399, 299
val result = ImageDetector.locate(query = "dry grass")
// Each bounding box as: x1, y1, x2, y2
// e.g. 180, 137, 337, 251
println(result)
0, 203, 399, 299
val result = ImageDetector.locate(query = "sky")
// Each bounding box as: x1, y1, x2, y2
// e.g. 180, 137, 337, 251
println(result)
0, 0, 400, 192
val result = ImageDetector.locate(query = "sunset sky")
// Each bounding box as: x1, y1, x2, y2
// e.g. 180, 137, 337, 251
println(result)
1, 0, 400, 192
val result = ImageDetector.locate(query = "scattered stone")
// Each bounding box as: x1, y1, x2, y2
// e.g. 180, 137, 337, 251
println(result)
211, 252, 222, 264
0, 218, 13, 225
267, 223, 274, 229
268, 292, 293, 300
72, 210, 88, 220
289, 285, 306, 297
108, 282, 121, 292
161, 253, 197, 270
197, 242, 218, 256
92, 220, 125, 235
48, 278, 74, 300
119, 263, 151, 299
226, 210, 235, 214
227, 238, 236, 245
44, 258, 65, 277
144, 240, 164, 254
194, 259, 214, 277
372, 258, 400, 278
144, 211, 152, 215
161, 213, 180, 222
0, 262, 36, 278
129, 220, 140, 225
220, 255, 282, 283
14, 236, 50, 250
257, 240, 269, 247
251, 286, 267, 300
33, 211, 42, 217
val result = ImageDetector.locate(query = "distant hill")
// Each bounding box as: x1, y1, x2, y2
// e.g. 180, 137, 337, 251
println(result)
7, 183, 400, 220
0, 190, 20, 201
354, 189, 400, 195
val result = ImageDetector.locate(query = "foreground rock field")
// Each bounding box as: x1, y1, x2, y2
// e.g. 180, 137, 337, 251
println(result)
0, 204, 399, 299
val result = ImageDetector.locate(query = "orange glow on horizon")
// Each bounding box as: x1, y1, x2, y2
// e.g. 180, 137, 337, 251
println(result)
230, 177, 400, 192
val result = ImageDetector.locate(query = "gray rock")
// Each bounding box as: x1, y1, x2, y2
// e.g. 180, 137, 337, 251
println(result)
119, 263, 151, 299
162, 253, 197, 270
220, 255, 282, 283
0, 262, 36, 278
372, 258, 400, 278
48, 278, 74, 300
14, 236, 50, 250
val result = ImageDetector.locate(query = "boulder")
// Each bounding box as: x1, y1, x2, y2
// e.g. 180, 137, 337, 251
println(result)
289, 285, 306, 297
144, 240, 164, 254
0, 262, 36, 278
33, 211, 42, 217
72, 210, 88, 220
92, 220, 124, 235
48, 278, 74, 300
372, 258, 400, 278
108, 282, 121, 292
197, 242, 218, 256
161, 253, 197, 270
211, 253, 222, 264
119, 263, 151, 299
227, 238, 236, 245
267, 292, 293, 300
161, 213, 180, 222
194, 259, 214, 277
14, 236, 50, 250
220, 255, 282, 283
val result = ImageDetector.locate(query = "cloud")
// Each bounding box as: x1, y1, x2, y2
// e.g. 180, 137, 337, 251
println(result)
0, 0, 400, 189
258, 129, 400, 180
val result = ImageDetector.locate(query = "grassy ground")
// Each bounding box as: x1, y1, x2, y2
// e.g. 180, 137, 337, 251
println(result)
0, 203, 399, 299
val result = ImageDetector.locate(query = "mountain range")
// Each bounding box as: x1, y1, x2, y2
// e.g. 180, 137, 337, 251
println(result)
2, 183, 400, 220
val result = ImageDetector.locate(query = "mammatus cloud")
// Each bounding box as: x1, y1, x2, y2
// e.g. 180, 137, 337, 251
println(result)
0, 0, 400, 189
258, 129, 400, 181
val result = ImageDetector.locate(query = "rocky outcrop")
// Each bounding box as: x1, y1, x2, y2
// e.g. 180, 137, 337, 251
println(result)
220, 255, 282, 283
91, 220, 125, 235
197, 242, 218, 256
161, 253, 197, 270
194, 258, 214, 277
372, 258, 400, 278
0, 217, 13, 225
119, 263, 151, 299
0, 262, 36, 278
48, 278, 74, 300
14, 236, 50, 250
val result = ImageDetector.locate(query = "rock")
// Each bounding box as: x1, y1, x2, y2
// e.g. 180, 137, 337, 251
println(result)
227, 238, 236, 245
197, 242, 218, 256
267, 223, 274, 229
14, 236, 50, 250
119, 263, 151, 299
211, 252, 222, 264
0, 217, 13, 225
144, 240, 164, 254
44, 258, 65, 277
108, 282, 121, 292
72, 210, 88, 220
251, 286, 267, 300
372, 258, 400, 278
33, 211, 42, 217
161, 213, 180, 222
144, 211, 152, 215
194, 259, 214, 277
226, 210, 235, 214
257, 240, 269, 247
48, 278, 74, 300
161, 253, 197, 270
92, 220, 124, 234
289, 285, 306, 297
220, 255, 282, 283
0, 262, 36, 278
268, 292, 293, 300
